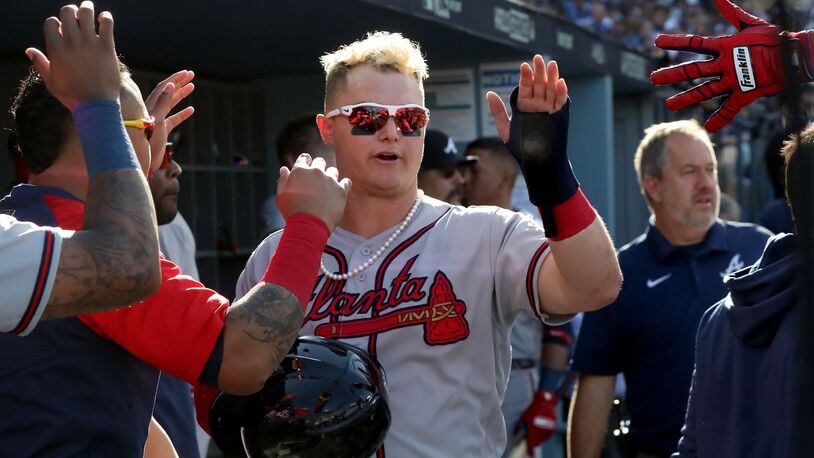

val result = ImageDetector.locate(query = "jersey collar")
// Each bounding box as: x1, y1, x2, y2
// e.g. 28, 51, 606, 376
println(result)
645, 218, 728, 261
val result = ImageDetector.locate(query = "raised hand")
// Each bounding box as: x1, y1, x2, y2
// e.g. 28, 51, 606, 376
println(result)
651, 0, 814, 132
486, 55, 568, 142
276, 153, 351, 231
144, 70, 196, 173
25, 1, 120, 111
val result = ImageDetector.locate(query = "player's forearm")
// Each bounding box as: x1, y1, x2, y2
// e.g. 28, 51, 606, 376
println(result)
219, 282, 303, 395
43, 99, 163, 320
218, 214, 327, 394
44, 168, 161, 319
505, 90, 621, 311
548, 216, 621, 312
568, 375, 616, 458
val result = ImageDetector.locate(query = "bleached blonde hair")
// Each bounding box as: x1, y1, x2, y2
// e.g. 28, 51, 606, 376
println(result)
320, 31, 429, 110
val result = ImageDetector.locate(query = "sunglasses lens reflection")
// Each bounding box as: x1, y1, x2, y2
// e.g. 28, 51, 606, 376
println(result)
395, 107, 428, 135
349, 106, 389, 134
348, 105, 427, 136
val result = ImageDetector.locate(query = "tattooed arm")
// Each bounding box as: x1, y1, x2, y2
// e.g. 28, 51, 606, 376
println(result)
218, 282, 303, 394
23, 3, 161, 320
41, 168, 161, 319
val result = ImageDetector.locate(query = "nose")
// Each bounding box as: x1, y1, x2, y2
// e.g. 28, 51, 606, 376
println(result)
167, 160, 182, 179
697, 169, 716, 190
376, 117, 400, 142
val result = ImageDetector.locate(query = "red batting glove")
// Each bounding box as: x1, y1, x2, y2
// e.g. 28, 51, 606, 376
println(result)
519, 389, 558, 455
650, 0, 814, 132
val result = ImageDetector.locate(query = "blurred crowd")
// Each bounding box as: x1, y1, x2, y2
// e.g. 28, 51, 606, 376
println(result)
522, 0, 814, 63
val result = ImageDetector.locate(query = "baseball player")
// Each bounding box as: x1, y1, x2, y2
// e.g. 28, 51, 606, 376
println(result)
260, 113, 337, 237
0, 1, 163, 336
416, 129, 476, 205
461, 137, 574, 457
235, 31, 621, 457
0, 3, 350, 455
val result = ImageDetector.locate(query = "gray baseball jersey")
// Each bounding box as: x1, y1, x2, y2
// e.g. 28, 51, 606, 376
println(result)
236, 195, 569, 457
0, 214, 64, 336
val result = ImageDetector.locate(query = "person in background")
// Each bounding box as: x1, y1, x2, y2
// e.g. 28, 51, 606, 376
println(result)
417, 129, 476, 205
148, 141, 205, 458
259, 113, 336, 237
672, 119, 813, 458
462, 137, 574, 458
569, 120, 771, 458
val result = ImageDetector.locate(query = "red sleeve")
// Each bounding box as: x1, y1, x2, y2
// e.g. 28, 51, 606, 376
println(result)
79, 257, 229, 385
193, 383, 219, 434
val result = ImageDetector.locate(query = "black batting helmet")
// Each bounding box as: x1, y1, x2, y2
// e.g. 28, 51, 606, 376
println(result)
209, 336, 390, 457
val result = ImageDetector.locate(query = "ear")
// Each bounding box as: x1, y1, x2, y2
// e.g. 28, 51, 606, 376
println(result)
316, 114, 334, 146
642, 175, 663, 204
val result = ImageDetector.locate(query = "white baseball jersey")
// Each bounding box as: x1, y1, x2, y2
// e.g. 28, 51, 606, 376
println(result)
158, 212, 199, 281
507, 204, 545, 362
236, 195, 570, 458
0, 214, 64, 336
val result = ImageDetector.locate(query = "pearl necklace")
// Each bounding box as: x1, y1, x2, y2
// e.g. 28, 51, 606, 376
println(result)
320, 192, 423, 281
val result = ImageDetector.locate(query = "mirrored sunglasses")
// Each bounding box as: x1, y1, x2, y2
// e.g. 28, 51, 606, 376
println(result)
326, 102, 429, 136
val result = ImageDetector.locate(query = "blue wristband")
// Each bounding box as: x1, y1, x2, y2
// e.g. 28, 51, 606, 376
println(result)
73, 100, 140, 179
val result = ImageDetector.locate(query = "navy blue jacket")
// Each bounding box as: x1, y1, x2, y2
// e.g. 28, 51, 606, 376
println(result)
673, 234, 806, 457
0, 185, 226, 456
572, 220, 772, 455
154, 373, 201, 458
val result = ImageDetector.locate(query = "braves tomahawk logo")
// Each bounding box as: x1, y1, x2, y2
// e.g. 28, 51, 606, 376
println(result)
720, 253, 745, 278
310, 263, 470, 346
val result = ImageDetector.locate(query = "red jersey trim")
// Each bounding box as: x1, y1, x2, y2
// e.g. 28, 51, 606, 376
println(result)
323, 245, 348, 325
368, 209, 451, 358
525, 241, 550, 320
544, 326, 574, 347
11, 230, 56, 335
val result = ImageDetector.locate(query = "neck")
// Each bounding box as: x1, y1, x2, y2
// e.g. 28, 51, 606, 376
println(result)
339, 187, 419, 238
653, 214, 710, 246
28, 166, 88, 201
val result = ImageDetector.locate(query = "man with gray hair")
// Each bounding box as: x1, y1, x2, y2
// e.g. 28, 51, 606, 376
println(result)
568, 120, 771, 458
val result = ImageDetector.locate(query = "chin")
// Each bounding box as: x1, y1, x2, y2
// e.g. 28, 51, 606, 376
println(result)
157, 209, 178, 226
362, 176, 414, 197
687, 213, 716, 229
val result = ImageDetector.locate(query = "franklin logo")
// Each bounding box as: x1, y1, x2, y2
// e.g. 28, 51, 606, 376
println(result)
733, 47, 756, 92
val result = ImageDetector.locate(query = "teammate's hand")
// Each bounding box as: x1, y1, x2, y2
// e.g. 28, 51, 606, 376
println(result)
25, 1, 121, 112
486, 55, 569, 143
276, 153, 351, 231
651, 0, 814, 132
519, 389, 558, 455
144, 70, 196, 174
